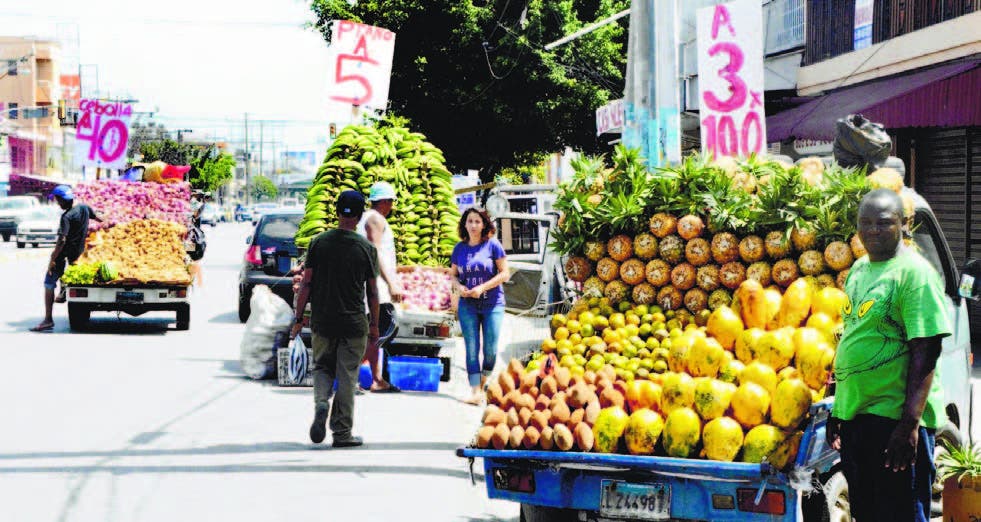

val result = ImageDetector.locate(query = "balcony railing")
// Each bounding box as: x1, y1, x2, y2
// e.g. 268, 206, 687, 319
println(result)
804, 0, 980, 65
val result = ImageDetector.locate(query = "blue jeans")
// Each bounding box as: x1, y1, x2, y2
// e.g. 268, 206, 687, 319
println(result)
838, 414, 936, 522
457, 299, 504, 387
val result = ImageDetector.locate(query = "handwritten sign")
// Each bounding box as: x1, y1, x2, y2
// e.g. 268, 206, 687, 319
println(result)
74, 99, 132, 170
696, 0, 766, 158
325, 20, 396, 119
596, 99, 625, 136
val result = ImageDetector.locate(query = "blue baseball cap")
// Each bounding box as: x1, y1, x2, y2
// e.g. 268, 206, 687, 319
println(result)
336, 190, 366, 217
50, 185, 74, 201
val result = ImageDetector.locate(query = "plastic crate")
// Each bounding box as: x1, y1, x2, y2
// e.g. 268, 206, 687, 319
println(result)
387, 356, 442, 392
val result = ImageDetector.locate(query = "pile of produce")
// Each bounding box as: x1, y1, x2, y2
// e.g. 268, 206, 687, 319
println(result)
471, 148, 912, 467
77, 219, 191, 284
397, 267, 454, 312
75, 180, 191, 230
296, 121, 460, 266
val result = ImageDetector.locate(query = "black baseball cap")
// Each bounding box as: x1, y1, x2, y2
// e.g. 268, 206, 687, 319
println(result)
337, 190, 366, 217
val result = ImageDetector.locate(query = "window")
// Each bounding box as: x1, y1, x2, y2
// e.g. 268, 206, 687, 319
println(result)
913, 209, 955, 295
256, 215, 303, 243
9, 102, 17, 119
7, 60, 17, 76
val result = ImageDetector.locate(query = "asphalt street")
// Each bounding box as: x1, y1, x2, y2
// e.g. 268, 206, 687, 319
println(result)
0, 223, 516, 522
0, 224, 978, 522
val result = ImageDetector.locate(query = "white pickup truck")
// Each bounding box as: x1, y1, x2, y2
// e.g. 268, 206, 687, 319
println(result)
66, 284, 191, 331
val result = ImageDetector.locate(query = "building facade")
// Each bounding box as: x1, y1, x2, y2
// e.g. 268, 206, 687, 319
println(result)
0, 37, 62, 176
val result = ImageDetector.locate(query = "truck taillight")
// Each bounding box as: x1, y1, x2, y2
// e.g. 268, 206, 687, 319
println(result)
737, 489, 786, 515
245, 245, 262, 266
491, 467, 535, 494
68, 289, 88, 298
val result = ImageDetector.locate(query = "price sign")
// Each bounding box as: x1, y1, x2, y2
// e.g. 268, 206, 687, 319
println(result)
74, 99, 133, 170
596, 99, 625, 136
696, 0, 766, 158
325, 20, 396, 120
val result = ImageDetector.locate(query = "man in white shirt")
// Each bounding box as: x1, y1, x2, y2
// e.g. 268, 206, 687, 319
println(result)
357, 182, 404, 392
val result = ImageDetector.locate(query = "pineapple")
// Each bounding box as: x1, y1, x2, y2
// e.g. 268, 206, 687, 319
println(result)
739, 235, 766, 263
696, 265, 722, 292
677, 214, 705, 240
564, 257, 593, 283
815, 274, 836, 289
684, 289, 709, 313
711, 232, 740, 264
837, 269, 850, 290
604, 280, 631, 305
867, 167, 904, 194
824, 241, 855, 272
646, 260, 672, 287
659, 235, 685, 264
587, 194, 603, 206
620, 259, 647, 286
649, 213, 678, 238
596, 258, 621, 282
791, 227, 818, 252
657, 285, 684, 311
772, 259, 800, 288
632, 283, 657, 305
583, 276, 605, 297
798, 250, 826, 276
670, 263, 697, 291
708, 289, 733, 311
685, 238, 712, 266
607, 235, 634, 262
720, 261, 747, 290
584, 241, 607, 262
798, 157, 825, 187
746, 262, 773, 287
850, 234, 867, 259
765, 231, 792, 259
633, 233, 659, 260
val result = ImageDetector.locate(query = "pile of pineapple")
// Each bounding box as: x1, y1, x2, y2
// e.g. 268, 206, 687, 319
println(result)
472, 148, 912, 466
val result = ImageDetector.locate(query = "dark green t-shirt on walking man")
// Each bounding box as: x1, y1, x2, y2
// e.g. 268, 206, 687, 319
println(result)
306, 229, 379, 338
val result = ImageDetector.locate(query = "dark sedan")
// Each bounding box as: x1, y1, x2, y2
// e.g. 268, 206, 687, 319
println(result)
238, 210, 304, 322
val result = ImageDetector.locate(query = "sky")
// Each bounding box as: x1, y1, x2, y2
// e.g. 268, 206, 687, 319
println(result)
0, 0, 333, 154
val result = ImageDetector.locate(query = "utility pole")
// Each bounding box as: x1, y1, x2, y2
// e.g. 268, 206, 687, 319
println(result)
259, 120, 264, 182
176, 128, 193, 144
244, 112, 250, 205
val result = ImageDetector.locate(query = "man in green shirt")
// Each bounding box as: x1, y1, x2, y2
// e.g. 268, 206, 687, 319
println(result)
291, 190, 379, 447
827, 189, 951, 522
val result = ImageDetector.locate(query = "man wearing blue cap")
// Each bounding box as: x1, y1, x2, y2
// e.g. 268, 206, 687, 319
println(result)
32, 185, 102, 332
291, 190, 379, 447
356, 181, 403, 393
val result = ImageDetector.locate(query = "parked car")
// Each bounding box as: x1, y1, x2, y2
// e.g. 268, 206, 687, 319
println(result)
200, 203, 221, 227
0, 195, 41, 242
15, 206, 61, 248
234, 205, 253, 222
238, 210, 304, 322
279, 197, 300, 208
251, 202, 278, 225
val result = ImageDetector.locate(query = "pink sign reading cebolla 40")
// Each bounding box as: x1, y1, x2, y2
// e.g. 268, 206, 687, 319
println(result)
74, 98, 133, 171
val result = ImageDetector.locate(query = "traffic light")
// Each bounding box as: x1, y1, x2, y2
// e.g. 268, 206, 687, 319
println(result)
329, 123, 337, 140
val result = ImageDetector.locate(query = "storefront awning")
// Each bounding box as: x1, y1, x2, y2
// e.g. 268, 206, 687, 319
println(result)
767, 59, 981, 141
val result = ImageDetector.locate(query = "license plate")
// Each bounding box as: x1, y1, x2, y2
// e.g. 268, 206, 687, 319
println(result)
116, 291, 144, 304
600, 480, 670, 520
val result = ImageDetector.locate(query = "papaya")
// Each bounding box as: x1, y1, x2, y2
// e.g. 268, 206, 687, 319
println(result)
624, 409, 665, 455
592, 406, 630, 453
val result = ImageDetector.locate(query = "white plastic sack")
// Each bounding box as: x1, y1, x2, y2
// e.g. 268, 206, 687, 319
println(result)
240, 285, 294, 379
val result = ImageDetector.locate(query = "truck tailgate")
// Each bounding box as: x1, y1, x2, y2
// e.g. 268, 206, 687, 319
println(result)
396, 308, 456, 341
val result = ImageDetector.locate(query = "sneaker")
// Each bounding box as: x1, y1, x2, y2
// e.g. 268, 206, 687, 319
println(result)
331, 435, 363, 448
309, 403, 329, 444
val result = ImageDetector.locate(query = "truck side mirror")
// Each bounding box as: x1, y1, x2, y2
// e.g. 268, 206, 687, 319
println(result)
958, 258, 980, 300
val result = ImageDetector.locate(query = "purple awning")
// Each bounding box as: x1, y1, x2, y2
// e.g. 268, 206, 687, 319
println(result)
767, 60, 981, 141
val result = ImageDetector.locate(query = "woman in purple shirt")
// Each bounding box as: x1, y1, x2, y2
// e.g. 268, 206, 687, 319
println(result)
451, 208, 509, 405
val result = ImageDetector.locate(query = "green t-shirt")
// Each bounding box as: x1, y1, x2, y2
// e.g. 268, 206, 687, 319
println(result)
306, 228, 379, 338
832, 249, 951, 429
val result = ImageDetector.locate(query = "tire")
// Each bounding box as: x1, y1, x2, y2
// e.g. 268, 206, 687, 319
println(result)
31, 243, 38, 248
175, 304, 190, 331
16, 242, 25, 249
803, 471, 851, 522
68, 303, 90, 331
238, 293, 251, 323
1, 233, 9, 242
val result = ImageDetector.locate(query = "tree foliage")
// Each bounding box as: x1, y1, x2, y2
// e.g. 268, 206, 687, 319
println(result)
129, 122, 236, 193
250, 175, 278, 201
309, 0, 628, 176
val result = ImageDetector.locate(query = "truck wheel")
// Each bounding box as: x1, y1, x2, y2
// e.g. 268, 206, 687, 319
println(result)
238, 295, 251, 323
68, 303, 90, 331
1, 233, 9, 242
31, 243, 38, 248
16, 241, 25, 248
175, 304, 190, 331
519, 504, 578, 522
803, 471, 850, 522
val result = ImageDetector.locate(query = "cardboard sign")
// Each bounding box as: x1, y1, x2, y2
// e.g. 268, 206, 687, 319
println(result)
74, 99, 132, 170
325, 20, 396, 119
696, 0, 766, 158
596, 98, 625, 136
